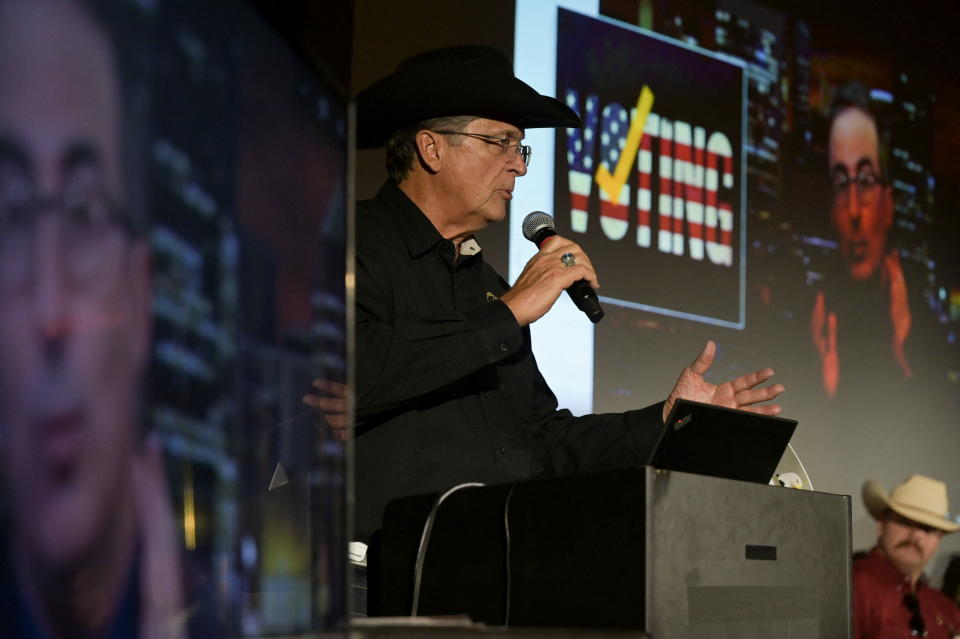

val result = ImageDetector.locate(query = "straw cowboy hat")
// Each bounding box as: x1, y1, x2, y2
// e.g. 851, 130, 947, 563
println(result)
355, 45, 581, 149
863, 474, 960, 533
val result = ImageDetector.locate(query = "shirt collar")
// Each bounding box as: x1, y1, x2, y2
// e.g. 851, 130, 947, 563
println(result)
376, 181, 446, 258
862, 546, 930, 589
376, 181, 484, 259
459, 237, 482, 256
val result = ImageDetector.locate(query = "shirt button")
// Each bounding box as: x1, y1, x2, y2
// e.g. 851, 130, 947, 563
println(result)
499, 340, 508, 352
499, 446, 506, 455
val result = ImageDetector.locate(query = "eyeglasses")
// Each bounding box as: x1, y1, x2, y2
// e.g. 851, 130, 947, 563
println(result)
902, 593, 927, 637
0, 167, 131, 296
434, 130, 532, 167
831, 167, 882, 206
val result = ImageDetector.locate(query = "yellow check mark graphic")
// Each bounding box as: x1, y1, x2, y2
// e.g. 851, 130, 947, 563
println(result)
595, 86, 655, 203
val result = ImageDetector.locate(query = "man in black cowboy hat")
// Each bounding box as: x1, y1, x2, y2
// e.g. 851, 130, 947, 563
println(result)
855, 475, 960, 638
348, 45, 785, 543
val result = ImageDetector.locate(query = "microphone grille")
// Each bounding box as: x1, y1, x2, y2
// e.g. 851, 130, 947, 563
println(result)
521, 211, 554, 241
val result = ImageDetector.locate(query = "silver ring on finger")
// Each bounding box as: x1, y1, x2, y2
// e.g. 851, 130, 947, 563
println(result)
560, 252, 576, 267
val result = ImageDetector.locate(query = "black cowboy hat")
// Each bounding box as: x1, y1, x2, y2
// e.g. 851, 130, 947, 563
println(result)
355, 45, 581, 149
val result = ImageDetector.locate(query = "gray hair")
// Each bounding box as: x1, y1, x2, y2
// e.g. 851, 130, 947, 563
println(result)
385, 115, 477, 183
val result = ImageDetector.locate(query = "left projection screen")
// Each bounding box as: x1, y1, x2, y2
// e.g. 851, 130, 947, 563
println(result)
0, 0, 348, 634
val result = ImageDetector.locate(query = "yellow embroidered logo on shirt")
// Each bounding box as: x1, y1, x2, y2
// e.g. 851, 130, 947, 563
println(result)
486, 292, 498, 302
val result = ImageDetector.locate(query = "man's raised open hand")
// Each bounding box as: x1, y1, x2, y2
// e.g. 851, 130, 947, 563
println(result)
662, 340, 785, 422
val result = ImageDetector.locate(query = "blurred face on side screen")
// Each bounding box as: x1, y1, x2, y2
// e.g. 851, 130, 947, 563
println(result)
828, 106, 892, 282
0, 0, 150, 569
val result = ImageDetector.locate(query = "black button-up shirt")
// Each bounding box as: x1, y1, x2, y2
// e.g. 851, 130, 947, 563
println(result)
354, 181, 663, 540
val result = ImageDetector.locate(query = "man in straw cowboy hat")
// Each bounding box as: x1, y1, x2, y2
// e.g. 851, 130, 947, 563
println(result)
856, 474, 960, 638
343, 45, 785, 543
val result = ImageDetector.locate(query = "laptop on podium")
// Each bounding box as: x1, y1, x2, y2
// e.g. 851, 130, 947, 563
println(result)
648, 398, 798, 484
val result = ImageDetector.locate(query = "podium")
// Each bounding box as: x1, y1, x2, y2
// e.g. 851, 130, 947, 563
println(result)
379, 467, 851, 637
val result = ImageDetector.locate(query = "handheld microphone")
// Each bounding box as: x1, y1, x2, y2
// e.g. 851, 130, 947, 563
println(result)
521, 211, 604, 323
